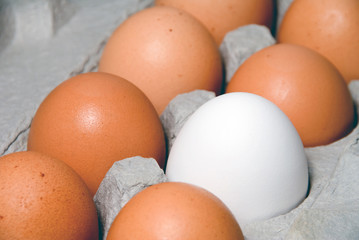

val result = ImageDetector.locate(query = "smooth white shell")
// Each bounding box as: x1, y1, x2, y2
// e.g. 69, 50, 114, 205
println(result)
166, 92, 309, 227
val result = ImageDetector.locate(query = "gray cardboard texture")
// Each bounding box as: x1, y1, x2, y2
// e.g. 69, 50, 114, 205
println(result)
1, 0, 359, 239
0, 0, 153, 156
94, 156, 167, 240
160, 90, 216, 152
220, 24, 276, 85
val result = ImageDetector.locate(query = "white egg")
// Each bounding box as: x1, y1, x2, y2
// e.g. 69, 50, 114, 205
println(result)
166, 92, 309, 227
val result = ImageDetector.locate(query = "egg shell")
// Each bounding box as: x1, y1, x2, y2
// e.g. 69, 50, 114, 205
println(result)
226, 43, 355, 147
0, 151, 99, 240
277, 0, 359, 83
166, 92, 309, 227
27, 72, 166, 195
155, 0, 275, 46
98, 6, 223, 115
106, 182, 244, 240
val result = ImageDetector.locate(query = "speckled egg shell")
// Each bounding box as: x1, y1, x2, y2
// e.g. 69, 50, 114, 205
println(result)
155, 0, 274, 45
27, 72, 166, 195
98, 6, 223, 115
0, 151, 99, 240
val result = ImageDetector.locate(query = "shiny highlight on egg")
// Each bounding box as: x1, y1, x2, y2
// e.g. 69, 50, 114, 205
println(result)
27, 72, 166, 195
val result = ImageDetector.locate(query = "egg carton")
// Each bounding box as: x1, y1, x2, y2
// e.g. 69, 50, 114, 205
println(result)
1, 0, 359, 239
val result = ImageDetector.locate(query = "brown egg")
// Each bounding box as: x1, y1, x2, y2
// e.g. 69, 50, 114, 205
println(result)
277, 0, 359, 84
98, 6, 223, 115
107, 182, 244, 240
226, 43, 355, 147
155, 0, 274, 45
0, 151, 99, 240
27, 72, 166, 195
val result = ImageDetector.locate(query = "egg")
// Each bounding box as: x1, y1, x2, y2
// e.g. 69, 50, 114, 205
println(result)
106, 182, 244, 240
155, 0, 274, 45
27, 72, 166, 195
277, 0, 359, 84
98, 6, 223, 115
226, 43, 355, 147
166, 92, 309, 226
0, 151, 98, 240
